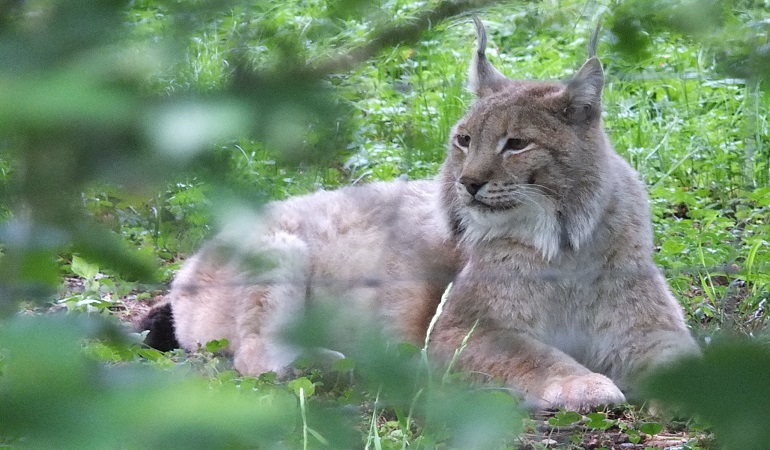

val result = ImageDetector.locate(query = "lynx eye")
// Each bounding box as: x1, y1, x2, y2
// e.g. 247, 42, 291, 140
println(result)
455, 134, 471, 148
500, 137, 531, 154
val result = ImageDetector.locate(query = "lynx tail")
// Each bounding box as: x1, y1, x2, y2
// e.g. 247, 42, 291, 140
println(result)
138, 303, 180, 352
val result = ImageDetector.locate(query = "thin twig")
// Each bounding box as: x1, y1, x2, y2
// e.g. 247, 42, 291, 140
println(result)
310, 0, 497, 77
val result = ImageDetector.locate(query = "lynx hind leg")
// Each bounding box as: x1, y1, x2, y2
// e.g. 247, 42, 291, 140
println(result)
231, 230, 312, 376
168, 252, 241, 353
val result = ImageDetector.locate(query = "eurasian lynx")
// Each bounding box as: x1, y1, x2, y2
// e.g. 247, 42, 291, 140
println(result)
428, 18, 698, 409
141, 18, 699, 411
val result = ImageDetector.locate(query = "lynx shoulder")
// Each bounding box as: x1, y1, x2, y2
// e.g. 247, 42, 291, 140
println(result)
428, 18, 699, 410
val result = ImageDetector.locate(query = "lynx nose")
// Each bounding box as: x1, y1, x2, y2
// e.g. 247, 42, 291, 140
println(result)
459, 176, 487, 196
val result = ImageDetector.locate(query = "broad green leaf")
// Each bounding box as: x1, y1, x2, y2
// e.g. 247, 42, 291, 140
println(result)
626, 428, 641, 444
205, 338, 230, 353
288, 377, 315, 398
19, 250, 60, 286
548, 410, 582, 427
586, 412, 615, 430
660, 239, 688, 256
639, 422, 664, 436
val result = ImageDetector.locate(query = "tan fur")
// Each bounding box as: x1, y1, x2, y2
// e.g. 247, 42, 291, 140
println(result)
161, 19, 698, 410
428, 18, 699, 410
168, 180, 460, 374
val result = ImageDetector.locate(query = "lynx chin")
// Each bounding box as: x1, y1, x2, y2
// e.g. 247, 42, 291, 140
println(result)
140, 17, 699, 411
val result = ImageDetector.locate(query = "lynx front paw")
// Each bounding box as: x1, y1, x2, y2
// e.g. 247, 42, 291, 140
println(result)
539, 373, 625, 411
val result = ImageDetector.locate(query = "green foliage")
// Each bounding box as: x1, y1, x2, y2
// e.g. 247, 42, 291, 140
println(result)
644, 340, 770, 450
610, 0, 770, 83
58, 255, 136, 313
585, 412, 616, 431
548, 410, 583, 427
638, 422, 664, 436
0, 0, 768, 448
288, 376, 317, 398
0, 316, 300, 449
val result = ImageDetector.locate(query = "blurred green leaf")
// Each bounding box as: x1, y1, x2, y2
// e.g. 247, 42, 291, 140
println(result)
18, 249, 60, 286
0, 315, 299, 449
423, 386, 523, 449
331, 357, 356, 372
71, 255, 99, 280
0, 70, 138, 132
65, 218, 157, 280
644, 340, 770, 450
610, 0, 770, 82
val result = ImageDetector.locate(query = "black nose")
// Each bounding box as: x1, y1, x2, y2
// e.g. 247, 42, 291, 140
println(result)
459, 176, 486, 196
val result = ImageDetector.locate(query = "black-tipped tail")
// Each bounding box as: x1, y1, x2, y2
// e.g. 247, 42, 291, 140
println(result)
138, 303, 180, 352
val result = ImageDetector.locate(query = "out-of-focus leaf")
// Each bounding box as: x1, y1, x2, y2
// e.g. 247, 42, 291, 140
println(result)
0, 315, 300, 449
71, 255, 99, 280
331, 357, 356, 372
610, 0, 770, 82
610, 1, 655, 61
423, 385, 523, 450
0, 0, 127, 72
0, 70, 138, 132
0, 220, 66, 314
643, 340, 770, 450
146, 99, 252, 159
281, 302, 524, 447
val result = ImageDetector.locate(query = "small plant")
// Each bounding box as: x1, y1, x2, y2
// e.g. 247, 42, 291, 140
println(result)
58, 255, 136, 314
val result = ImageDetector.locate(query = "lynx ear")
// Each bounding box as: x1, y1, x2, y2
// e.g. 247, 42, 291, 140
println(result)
565, 22, 604, 123
468, 16, 510, 97
565, 56, 604, 123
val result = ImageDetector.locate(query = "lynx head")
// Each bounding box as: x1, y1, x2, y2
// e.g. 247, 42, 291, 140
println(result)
440, 18, 614, 260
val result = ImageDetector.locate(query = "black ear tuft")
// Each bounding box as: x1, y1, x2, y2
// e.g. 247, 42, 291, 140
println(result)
588, 22, 601, 59
138, 303, 180, 352
468, 16, 511, 97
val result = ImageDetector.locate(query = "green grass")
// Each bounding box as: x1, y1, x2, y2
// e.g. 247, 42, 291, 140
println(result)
125, 0, 770, 334
1, 0, 769, 448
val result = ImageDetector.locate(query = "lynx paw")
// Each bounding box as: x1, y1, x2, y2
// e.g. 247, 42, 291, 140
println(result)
539, 373, 625, 411
233, 336, 300, 378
